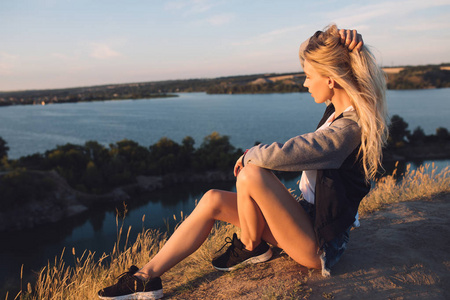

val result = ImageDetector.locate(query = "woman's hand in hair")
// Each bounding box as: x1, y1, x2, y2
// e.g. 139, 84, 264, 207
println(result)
339, 29, 363, 52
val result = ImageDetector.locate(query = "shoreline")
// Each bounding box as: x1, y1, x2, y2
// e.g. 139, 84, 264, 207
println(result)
1, 86, 449, 108
2, 63, 449, 106
0, 93, 178, 107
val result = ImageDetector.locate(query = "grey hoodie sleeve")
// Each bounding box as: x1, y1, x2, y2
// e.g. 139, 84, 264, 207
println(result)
243, 116, 361, 171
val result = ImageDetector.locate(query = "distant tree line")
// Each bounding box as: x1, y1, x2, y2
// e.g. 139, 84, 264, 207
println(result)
387, 115, 450, 147
206, 79, 308, 94
0, 72, 304, 106
386, 64, 450, 90
385, 115, 450, 163
0, 84, 178, 106
0, 132, 243, 206
1, 64, 449, 106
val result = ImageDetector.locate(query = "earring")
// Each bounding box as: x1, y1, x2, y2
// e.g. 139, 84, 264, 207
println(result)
329, 85, 333, 89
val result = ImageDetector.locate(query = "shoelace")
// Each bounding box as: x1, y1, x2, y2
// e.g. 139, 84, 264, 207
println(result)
115, 267, 138, 284
215, 236, 240, 257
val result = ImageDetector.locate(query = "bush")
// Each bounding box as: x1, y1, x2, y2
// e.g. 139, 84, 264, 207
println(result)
0, 169, 56, 209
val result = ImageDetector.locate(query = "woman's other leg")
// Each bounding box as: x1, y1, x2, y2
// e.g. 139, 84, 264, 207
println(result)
136, 189, 241, 279
236, 164, 321, 269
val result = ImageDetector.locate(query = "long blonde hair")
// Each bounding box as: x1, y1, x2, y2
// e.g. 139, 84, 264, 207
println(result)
299, 24, 388, 181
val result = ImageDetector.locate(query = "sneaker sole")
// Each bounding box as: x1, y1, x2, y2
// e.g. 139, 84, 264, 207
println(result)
98, 289, 163, 300
213, 248, 273, 271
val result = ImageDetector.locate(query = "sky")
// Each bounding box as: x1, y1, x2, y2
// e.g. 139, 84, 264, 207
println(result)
1, 0, 450, 91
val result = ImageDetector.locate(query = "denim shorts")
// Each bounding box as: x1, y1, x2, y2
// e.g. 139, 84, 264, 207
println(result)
299, 199, 350, 277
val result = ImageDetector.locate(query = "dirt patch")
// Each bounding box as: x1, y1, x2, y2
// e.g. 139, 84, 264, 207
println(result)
164, 193, 450, 299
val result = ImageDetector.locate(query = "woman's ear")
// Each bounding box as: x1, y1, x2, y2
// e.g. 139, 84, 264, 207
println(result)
327, 77, 335, 89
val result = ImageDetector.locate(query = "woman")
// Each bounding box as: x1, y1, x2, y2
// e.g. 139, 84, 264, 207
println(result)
98, 25, 388, 299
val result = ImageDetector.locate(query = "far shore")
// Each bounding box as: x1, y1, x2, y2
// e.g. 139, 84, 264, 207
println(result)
1, 63, 449, 106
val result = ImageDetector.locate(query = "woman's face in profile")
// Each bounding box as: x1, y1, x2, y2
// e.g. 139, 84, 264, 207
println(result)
303, 59, 330, 104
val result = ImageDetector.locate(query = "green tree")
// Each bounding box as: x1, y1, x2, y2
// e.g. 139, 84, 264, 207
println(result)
17, 153, 46, 170
149, 137, 181, 174
409, 126, 426, 144
0, 169, 55, 210
111, 139, 150, 174
195, 132, 241, 171
436, 127, 449, 142
179, 136, 195, 170
388, 115, 410, 147
85, 140, 109, 164
83, 160, 103, 193
182, 136, 195, 153
0, 136, 9, 160
45, 143, 90, 187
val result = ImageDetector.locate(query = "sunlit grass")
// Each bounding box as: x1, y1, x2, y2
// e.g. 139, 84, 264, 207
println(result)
359, 162, 450, 216
7, 163, 449, 299
7, 208, 237, 299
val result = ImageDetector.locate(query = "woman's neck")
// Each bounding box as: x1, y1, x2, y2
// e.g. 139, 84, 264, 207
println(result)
331, 88, 352, 117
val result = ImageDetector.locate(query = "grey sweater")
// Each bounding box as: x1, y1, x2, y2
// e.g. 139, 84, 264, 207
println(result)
243, 110, 361, 172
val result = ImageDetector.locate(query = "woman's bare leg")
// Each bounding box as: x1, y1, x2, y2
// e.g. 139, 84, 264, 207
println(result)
236, 164, 321, 269
236, 185, 266, 251
136, 189, 242, 279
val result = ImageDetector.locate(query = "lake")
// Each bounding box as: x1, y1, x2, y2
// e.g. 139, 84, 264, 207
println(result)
1, 89, 450, 159
0, 89, 449, 296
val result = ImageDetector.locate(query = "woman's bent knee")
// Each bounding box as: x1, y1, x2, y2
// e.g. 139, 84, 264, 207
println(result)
236, 164, 267, 188
198, 189, 228, 218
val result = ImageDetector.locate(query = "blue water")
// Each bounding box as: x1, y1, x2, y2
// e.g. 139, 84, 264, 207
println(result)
0, 89, 449, 296
1, 89, 449, 159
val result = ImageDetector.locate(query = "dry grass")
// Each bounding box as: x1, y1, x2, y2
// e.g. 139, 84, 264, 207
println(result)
6, 209, 238, 300
359, 163, 450, 216
8, 209, 169, 300
6, 163, 449, 300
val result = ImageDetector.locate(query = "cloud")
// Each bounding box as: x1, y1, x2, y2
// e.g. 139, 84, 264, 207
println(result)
232, 25, 305, 46
89, 43, 121, 59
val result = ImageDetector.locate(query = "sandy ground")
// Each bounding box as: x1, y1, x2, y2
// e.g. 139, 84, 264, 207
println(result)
166, 193, 450, 299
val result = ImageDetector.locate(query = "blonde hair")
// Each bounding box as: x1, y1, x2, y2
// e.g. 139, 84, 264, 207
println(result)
299, 24, 388, 181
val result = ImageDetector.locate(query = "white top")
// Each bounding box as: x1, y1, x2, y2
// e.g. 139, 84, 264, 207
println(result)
299, 105, 360, 227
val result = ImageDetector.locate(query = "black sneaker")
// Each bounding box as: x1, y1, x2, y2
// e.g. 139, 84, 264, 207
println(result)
97, 265, 163, 300
212, 233, 272, 271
